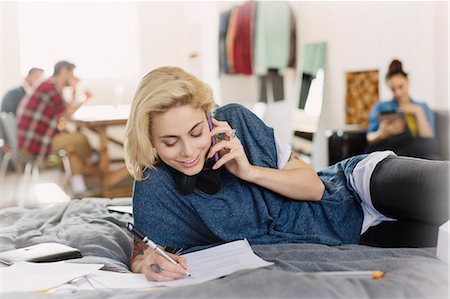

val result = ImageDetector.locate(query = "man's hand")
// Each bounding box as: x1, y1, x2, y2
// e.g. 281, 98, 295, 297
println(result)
68, 76, 80, 89
81, 90, 93, 104
57, 116, 66, 131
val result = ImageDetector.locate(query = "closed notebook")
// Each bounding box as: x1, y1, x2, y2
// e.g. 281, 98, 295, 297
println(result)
0, 243, 82, 265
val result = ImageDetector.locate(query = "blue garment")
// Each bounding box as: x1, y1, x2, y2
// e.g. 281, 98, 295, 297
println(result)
133, 104, 365, 249
367, 99, 435, 135
219, 10, 231, 74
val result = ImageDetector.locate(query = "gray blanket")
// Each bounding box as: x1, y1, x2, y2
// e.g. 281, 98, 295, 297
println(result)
1, 198, 448, 299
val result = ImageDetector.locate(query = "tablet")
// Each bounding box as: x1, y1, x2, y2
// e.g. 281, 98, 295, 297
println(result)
0, 243, 81, 265
377, 111, 405, 122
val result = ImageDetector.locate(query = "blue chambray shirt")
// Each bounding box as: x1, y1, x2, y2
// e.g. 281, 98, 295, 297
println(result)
133, 104, 365, 249
367, 99, 435, 135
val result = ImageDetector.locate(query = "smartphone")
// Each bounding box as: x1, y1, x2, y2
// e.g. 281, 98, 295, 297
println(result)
204, 114, 219, 169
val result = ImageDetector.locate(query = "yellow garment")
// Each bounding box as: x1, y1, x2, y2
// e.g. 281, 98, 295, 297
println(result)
405, 114, 419, 136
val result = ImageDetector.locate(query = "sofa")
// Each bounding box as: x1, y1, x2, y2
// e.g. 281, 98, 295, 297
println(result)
327, 109, 449, 165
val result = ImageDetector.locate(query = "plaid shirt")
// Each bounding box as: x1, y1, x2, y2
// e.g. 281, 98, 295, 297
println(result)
16, 79, 67, 157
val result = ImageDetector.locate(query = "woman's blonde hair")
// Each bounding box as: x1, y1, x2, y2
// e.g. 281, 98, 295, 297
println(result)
124, 66, 215, 181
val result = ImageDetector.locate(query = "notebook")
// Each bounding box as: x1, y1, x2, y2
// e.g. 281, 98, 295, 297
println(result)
0, 243, 82, 265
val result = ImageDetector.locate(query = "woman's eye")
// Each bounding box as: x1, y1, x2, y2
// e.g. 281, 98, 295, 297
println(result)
192, 132, 203, 138
164, 141, 177, 147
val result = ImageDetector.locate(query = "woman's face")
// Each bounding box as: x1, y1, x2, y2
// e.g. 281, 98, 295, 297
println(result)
150, 105, 211, 176
387, 74, 409, 103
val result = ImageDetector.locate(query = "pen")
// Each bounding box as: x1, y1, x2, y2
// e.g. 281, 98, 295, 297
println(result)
297, 270, 384, 279
105, 217, 191, 277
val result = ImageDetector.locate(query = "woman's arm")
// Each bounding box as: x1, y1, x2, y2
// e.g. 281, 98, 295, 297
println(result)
208, 118, 324, 201
130, 239, 188, 282
244, 153, 324, 201
399, 103, 434, 138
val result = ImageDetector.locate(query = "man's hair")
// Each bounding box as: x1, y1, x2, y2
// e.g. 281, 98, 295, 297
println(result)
27, 67, 43, 77
53, 61, 76, 76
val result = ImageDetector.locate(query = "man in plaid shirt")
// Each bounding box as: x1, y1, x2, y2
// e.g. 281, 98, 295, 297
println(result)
16, 61, 94, 195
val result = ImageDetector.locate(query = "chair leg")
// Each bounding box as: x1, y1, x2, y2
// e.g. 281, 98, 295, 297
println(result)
31, 161, 40, 182
59, 150, 72, 178
58, 150, 73, 194
0, 155, 11, 204
0, 154, 11, 179
16, 161, 34, 208
24, 162, 33, 178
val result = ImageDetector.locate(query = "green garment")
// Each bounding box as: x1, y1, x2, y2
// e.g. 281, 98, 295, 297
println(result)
254, 1, 291, 75
303, 42, 326, 75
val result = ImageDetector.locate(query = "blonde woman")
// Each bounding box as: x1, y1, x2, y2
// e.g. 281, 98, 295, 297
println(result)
124, 67, 448, 282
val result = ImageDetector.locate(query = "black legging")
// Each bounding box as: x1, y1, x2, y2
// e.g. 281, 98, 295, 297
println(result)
359, 156, 449, 247
367, 137, 441, 160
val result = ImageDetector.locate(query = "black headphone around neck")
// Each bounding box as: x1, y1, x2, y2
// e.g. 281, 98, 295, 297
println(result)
170, 163, 221, 195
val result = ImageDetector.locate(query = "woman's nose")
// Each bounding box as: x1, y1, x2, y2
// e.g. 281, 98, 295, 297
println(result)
181, 141, 194, 157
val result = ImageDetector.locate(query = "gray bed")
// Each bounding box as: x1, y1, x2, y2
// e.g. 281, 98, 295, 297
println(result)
1, 198, 448, 298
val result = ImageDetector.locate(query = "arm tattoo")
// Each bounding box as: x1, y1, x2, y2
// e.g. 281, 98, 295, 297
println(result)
131, 238, 149, 260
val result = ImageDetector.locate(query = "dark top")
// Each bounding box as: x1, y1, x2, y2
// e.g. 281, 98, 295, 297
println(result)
1, 86, 26, 115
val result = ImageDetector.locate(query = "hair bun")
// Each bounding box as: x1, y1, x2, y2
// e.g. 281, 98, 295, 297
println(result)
389, 59, 403, 73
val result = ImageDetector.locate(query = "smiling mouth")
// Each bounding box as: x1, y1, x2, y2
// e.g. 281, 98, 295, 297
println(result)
178, 155, 200, 167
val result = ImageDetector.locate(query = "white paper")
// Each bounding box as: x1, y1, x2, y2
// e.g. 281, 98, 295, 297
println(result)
156, 239, 273, 287
45, 276, 97, 294
0, 261, 103, 293
86, 270, 153, 289
107, 205, 133, 215
83, 239, 273, 289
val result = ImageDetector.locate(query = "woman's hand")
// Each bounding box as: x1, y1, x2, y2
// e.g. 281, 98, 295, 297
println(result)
132, 245, 189, 282
398, 102, 422, 115
206, 118, 323, 201
398, 103, 434, 137
379, 118, 406, 138
207, 117, 254, 181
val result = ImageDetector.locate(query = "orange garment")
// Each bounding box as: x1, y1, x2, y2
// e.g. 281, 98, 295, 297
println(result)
226, 7, 238, 74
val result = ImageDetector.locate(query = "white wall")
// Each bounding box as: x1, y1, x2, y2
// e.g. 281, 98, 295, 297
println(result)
1, 2, 21, 95
138, 2, 220, 98
291, 1, 448, 168
1, 1, 220, 105
1, 2, 142, 106
294, 1, 448, 123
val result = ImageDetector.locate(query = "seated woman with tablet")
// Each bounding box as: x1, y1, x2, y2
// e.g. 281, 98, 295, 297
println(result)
366, 59, 439, 159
